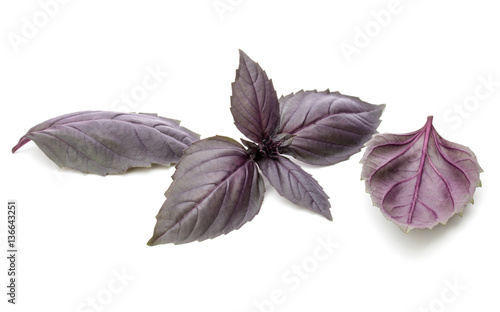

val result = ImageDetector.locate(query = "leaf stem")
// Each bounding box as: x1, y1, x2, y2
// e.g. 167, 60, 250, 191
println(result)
12, 136, 31, 153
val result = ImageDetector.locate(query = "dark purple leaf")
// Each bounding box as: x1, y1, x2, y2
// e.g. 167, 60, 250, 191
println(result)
278, 90, 385, 165
258, 155, 332, 220
361, 116, 482, 232
12, 111, 200, 176
230, 50, 280, 143
148, 136, 265, 245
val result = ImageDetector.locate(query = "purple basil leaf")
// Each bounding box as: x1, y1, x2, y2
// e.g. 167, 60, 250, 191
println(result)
148, 136, 265, 245
360, 116, 482, 232
278, 90, 385, 165
12, 111, 200, 176
258, 155, 332, 220
230, 50, 280, 143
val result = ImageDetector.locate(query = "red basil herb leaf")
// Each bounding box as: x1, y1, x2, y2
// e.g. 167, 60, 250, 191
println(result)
148, 136, 265, 245
258, 155, 332, 220
278, 90, 385, 166
361, 116, 482, 232
230, 50, 280, 143
12, 111, 200, 176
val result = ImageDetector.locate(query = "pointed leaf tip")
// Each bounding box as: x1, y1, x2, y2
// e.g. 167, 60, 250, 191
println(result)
231, 51, 280, 143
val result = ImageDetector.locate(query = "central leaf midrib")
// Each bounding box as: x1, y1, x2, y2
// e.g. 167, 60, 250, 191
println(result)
407, 118, 433, 226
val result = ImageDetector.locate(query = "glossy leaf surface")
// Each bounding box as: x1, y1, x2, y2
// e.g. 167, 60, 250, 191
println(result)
148, 136, 265, 245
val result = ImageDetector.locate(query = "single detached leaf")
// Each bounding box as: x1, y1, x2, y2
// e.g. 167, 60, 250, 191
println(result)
230, 50, 280, 143
278, 90, 385, 165
12, 111, 200, 175
258, 155, 332, 220
361, 116, 482, 232
148, 136, 265, 245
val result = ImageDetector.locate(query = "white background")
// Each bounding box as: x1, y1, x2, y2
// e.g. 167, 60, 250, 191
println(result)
1, 1, 498, 311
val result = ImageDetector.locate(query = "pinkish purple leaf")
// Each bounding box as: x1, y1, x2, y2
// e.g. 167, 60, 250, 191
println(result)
148, 136, 265, 245
230, 50, 280, 143
12, 111, 200, 176
278, 90, 385, 166
258, 155, 332, 220
360, 116, 482, 232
